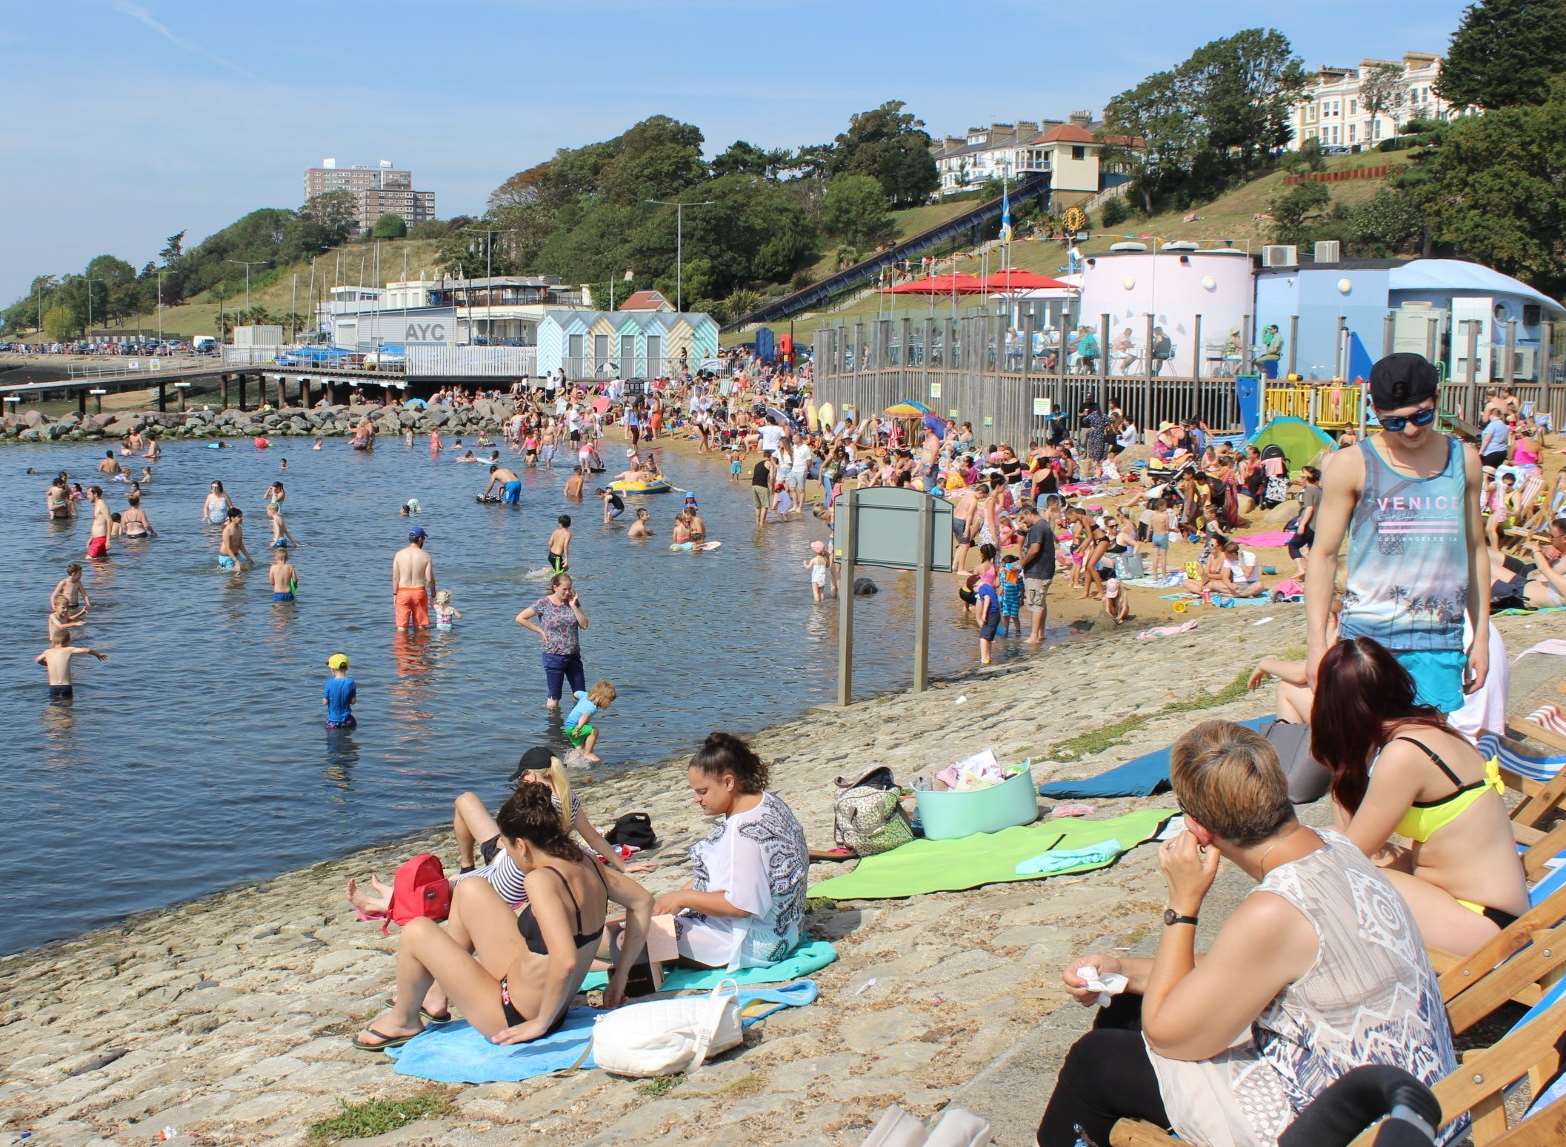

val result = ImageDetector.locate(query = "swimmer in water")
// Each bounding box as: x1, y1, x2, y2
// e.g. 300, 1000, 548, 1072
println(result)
120, 494, 155, 539
145, 436, 161, 461
48, 599, 87, 642
313, 438, 324, 450
97, 450, 122, 476
269, 546, 298, 603
627, 507, 651, 539
46, 476, 73, 520
564, 464, 586, 501
266, 502, 298, 548
202, 480, 232, 525
35, 630, 108, 700
600, 487, 625, 523
218, 507, 251, 570
484, 463, 522, 504
51, 563, 90, 616
548, 515, 572, 574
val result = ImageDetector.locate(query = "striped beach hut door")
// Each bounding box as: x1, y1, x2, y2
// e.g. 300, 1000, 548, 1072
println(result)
620, 333, 636, 377
646, 334, 663, 377
594, 333, 610, 377
568, 334, 584, 378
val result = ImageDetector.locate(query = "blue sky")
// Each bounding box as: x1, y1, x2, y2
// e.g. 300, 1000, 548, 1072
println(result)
0, 0, 1472, 304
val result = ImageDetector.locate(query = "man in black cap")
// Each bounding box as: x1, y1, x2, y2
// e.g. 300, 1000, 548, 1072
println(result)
1304, 352, 1488, 711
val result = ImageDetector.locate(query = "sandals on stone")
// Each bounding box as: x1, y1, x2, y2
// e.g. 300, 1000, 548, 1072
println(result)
352, 1024, 424, 1052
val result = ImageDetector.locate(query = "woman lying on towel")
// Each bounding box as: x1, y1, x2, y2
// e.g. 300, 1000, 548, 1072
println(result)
651, 732, 809, 972
352, 782, 652, 1050
1313, 637, 1528, 956
1037, 720, 1457, 1147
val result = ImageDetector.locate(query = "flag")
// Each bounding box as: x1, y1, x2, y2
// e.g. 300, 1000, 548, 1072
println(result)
999, 178, 1013, 244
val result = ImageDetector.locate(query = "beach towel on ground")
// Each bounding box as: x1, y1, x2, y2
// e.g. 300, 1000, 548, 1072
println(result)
385, 981, 820, 1083
581, 938, 837, 993
1235, 530, 1294, 547
808, 809, 1171, 900
1209, 594, 1274, 608
1040, 716, 1273, 798
1124, 572, 1188, 589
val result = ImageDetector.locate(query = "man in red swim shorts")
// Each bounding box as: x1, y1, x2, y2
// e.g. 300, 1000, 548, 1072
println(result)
86, 485, 111, 559
391, 526, 435, 627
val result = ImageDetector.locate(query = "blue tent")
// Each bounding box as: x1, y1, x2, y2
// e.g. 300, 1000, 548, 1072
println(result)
284, 345, 354, 364
755, 328, 776, 364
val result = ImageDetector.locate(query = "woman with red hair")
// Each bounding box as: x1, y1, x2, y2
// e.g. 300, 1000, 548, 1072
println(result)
1312, 637, 1526, 955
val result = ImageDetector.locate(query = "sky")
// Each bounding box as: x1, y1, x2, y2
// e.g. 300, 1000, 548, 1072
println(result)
0, 0, 1474, 305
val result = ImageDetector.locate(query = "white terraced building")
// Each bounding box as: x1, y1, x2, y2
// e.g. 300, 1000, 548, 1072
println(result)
1288, 52, 1461, 151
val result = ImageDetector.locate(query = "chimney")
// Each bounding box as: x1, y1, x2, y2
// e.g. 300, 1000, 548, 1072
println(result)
1017, 120, 1039, 137
1068, 110, 1092, 127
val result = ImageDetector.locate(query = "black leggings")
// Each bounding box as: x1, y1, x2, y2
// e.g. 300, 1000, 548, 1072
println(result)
1037, 994, 1169, 1147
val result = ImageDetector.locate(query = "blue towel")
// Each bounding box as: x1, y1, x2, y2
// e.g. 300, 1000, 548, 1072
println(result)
1209, 594, 1273, 608
580, 938, 836, 993
384, 981, 820, 1083
1041, 716, 1272, 798
1015, 839, 1123, 876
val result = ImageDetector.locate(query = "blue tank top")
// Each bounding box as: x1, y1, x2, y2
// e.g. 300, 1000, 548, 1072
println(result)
1340, 437, 1467, 653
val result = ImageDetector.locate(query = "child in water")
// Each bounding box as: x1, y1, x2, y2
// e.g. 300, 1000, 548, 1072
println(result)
729, 446, 744, 481
803, 539, 833, 603
999, 554, 1023, 635
36, 630, 108, 700
433, 589, 462, 629
323, 652, 357, 728
269, 547, 298, 603
548, 515, 572, 574
564, 680, 615, 764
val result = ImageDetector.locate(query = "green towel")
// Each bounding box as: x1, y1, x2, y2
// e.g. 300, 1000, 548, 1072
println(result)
809, 808, 1173, 900
580, 938, 837, 993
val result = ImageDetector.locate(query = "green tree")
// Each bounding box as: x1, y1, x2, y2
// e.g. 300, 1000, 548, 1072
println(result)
1101, 69, 1202, 213
1183, 29, 1307, 177
711, 140, 771, 178
598, 116, 706, 206
1358, 62, 1406, 141
297, 191, 358, 250
822, 174, 895, 249
1269, 181, 1331, 246
1100, 196, 1129, 229
829, 100, 939, 206
159, 230, 186, 263
1347, 188, 1424, 255
43, 304, 76, 341
371, 213, 408, 239
1438, 0, 1566, 110
1422, 77, 1566, 294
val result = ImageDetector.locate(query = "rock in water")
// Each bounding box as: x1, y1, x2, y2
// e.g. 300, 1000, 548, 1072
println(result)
853, 577, 878, 596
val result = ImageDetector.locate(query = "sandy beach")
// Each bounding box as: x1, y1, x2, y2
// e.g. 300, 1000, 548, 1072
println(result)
4, 604, 1563, 1147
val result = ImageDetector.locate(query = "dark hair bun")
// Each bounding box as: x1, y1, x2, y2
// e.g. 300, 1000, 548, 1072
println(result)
689, 732, 770, 793
496, 783, 578, 860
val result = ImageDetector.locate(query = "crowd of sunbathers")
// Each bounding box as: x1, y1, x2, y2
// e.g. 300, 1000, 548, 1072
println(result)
342, 734, 809, 1052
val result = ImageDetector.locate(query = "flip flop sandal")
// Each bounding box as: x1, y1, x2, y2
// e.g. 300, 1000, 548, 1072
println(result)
352, 1025, 423, 1052
420, 1006, 453, 1024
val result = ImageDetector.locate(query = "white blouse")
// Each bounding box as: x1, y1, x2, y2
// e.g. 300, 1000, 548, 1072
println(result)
676, 791, 808, 970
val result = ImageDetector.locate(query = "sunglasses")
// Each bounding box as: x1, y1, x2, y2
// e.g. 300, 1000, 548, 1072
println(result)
1378, 406, 1437, 433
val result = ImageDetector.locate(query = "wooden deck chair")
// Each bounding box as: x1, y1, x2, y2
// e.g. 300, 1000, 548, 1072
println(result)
1434, 885, 1566, 1024
1486, 1092, 1566, 1145
1349, 998, 1566, 1146
1501, 474, 1550, 555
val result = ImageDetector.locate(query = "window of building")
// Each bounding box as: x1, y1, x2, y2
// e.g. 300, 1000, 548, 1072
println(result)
1071, 145, 1085, 160
1348, 124, 1356, 143
1349, 98, 1357, 115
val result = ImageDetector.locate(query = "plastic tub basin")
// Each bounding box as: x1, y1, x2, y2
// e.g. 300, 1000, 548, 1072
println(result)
915, 764, 1037, 840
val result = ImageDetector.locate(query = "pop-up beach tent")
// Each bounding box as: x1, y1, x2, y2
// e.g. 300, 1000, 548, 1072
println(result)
1249, 416, 1335, 471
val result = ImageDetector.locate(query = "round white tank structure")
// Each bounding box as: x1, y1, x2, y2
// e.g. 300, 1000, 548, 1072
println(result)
1077, 248, 1253, 377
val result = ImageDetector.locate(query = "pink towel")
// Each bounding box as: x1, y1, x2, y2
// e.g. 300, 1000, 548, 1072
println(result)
1236, 531, 1295, 548
1136, 619, 1199, 641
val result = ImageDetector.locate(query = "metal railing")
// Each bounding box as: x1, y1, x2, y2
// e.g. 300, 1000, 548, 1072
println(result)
66, 355, 210, 379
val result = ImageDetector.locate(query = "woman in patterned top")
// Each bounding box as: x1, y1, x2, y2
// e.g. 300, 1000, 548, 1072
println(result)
515, 573, 589, 709
653, 733, 808, 971
1037, 720, 1458, 1147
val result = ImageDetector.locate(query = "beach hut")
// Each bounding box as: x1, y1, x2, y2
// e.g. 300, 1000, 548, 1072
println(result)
641, 312, 675, 377
611, 311, 646, 378
589, 314, 619, 378
1249, 416, 1336, 471
686, 312, 719, 366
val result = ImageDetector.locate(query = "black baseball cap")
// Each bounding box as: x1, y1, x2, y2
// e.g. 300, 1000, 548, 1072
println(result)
1369, 353, 1439, 410
510, 745, 553, 782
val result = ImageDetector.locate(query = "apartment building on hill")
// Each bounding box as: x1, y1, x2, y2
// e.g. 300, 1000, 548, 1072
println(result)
303, 158, 437, 235
1288, 52, 1460, 150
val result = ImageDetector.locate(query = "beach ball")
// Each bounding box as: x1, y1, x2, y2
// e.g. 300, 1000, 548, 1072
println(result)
1173, 600, 1188, 614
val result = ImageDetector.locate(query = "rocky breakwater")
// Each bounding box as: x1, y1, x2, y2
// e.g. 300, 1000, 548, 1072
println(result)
0, 398, 515, 444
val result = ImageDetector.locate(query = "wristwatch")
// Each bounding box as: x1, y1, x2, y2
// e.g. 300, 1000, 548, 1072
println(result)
1163, 908, 1199, 927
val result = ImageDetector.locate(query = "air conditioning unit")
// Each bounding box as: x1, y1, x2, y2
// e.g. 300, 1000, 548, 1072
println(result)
1314, 240, 1341, 264
1263, 245, 1298, 268
1109, 242, 1147, 252
1492, 344, 1540, 381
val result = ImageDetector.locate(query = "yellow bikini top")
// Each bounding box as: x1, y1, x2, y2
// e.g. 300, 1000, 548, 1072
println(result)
1387, 737, 1504, 844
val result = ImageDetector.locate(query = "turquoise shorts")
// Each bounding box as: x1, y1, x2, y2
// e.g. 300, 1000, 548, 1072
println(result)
1395, 649, 1467, 714
218, 554, 237, 570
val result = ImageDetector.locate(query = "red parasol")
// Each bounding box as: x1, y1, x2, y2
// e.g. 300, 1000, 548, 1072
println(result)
977, 269, 1071, 291
884, 273, 985, 295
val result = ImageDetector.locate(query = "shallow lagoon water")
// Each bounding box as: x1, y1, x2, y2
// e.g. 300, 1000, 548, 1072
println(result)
1, 432, 1013, 955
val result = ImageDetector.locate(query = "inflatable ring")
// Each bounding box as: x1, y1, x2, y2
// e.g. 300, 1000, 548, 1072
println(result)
609, 479, 672, 494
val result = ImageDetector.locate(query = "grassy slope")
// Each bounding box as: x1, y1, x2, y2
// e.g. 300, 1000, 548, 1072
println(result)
727, 151, 1412, 345
107, 238, 448, 339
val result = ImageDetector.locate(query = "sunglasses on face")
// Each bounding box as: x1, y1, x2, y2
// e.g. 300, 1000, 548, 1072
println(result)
1379, 406, 1438, 433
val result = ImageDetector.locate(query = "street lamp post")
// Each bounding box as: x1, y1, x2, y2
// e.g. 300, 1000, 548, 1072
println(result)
225, 259, 269, 315
461, 228, 518, 344
644, 199, 715, 312
84, 276, 101, 336
156, 269, 164, 343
